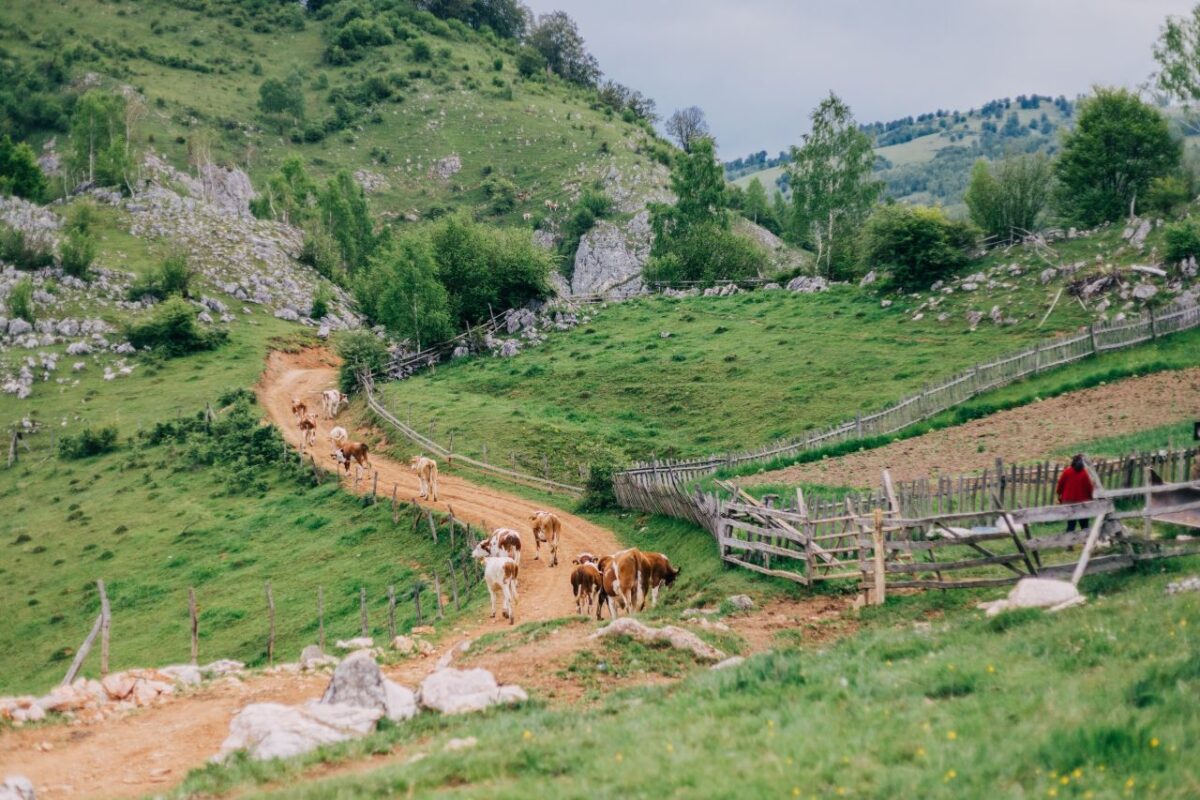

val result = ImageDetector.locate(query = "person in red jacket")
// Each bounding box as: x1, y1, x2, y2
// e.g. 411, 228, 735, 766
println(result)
1056, 454, 1094, 532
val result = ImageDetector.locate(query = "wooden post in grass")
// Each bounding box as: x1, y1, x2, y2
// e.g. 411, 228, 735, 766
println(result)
309, 455, 321, 485
426, 510, 439, 544
189, 587, 199, 665
434, 573, 444, 620
387, 586, 397, 639
391, 484, 399, 524
265, 581, 275, 666
97, 579, 111, 676
317, 586, 325, 652
1144, 467, 1153, 540
359, 587, 369, 637
871, 509, 886, 606
482, 442, 488, 464
448, 432, 454, 467
62, 613, 102, 686
413, 583, 423, 623
371, 471, 379, 504
447, 560, 460, 610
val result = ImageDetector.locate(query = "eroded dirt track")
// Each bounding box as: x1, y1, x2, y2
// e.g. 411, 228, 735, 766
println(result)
745, 367, 1200, 489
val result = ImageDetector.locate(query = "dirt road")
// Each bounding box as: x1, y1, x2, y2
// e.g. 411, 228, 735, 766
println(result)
746, 367, 1200, 489
256, 348, 623, 621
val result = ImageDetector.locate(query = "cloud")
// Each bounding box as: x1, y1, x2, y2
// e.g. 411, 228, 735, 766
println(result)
524, 0, 1193, 157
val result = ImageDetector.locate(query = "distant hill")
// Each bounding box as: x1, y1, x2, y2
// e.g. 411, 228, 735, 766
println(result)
728, 94, 1084, 214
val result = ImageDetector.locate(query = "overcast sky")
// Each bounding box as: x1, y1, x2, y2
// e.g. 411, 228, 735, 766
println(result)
523, 0, 1196, 159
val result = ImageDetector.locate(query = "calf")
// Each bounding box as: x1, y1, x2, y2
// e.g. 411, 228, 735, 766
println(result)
328, 426, 349, 445
298, 414, 318, 452
610, 548, 644, 615
530, 510, 562, 566
321, 389, 348, 420
409, 456, 439, 502
476, 554, 519, 625
472, 530, 523, 568
331, 441, 371, 476
594, 555, 626, 620
635, 551, 680, 610
570, 562, 602, 615
572, 552, 597, 566
290, 397, 307, 422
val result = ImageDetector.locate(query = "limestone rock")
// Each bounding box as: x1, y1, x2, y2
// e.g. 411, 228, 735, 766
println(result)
391, 635, 416, 655
726, 594, 754, 611
417, 668, 527, 715
202, 659, 245, 677
1132, 283, 1158, 301
712, 656, 746, 671
0, 775, 35, 800
159, 665, 203, 686
591, 617, 726, 662
216, 701, 381, 762
320, 651, 387, 714
785, 275, 828, 293
977, 578, 1085, 617
570, 212, 651, 298
299, 646, 338, 671
1166, 575, 1200, 594
383, 680, 419, 722
966, 309, 983, 330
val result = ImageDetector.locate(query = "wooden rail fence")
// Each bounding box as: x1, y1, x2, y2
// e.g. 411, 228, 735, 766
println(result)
614, 296, 1200, 507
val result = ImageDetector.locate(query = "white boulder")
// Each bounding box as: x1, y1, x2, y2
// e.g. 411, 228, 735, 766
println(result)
977, 578, 1086, 617
215, 701, 381, 762
417, 668, 527, 715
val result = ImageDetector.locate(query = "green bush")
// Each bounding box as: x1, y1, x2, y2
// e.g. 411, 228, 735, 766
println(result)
128, 254, 193, 301
0, 223, 54, 270
335, 329, 389, 394
579, 461, 617, 511
59, 228, 96, 279
7, 276, 34, 322
559, 190, 612, 267
481, 174, 517, 215
124, 296, 226, 357
310, 284, 332, 320
1163, 218, 1200, 263
0, 135, 47, 201
58, 426, 118, 459
644, 222, 765, 286
1144, 174, 1193, 217
860, 204, 978, 290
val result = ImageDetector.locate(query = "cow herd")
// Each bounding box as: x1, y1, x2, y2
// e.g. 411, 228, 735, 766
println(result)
293, 387, 680, 628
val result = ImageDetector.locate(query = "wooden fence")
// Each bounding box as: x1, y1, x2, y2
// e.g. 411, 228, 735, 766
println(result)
716, 454, 1200, 595
614, 296, 1200, 499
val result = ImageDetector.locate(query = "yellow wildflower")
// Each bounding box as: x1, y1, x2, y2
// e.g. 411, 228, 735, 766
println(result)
1150, 737, 1160, 748
944, 769, 957, 782
522, 730, 533, 741
947, 730, 958, 741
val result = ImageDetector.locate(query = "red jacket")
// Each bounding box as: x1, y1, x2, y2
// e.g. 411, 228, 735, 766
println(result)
1057, 465, 1094, 504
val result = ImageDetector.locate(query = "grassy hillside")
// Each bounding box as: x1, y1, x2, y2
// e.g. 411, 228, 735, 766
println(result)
372, 218, 1195, 479
179, 557, 1200, 798
0, 0, 667, 225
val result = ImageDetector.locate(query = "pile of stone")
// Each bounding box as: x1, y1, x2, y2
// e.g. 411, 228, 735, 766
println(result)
0, 662, 238, 726
216, 651, 525, 762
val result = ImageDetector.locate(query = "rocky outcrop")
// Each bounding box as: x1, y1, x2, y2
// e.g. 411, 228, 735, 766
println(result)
216, 701, 382, 762
417, 668, 528, 715
571, 211, 652, 298
590, 618, 727, 662
320, 651, 387, 713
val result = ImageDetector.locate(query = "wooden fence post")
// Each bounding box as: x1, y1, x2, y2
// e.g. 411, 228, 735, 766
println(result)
309, 455, 321, 485
434, 573, 444, 620
62, 613, 103, 686
265, 581, 275, 666
371, 471, 379, 504
360, 586, 369, 637
317, 586, 325, 652
391, 484, 399, 524
97, 579, 111, 677
388, 585, 397, 639
448, 432, 454, 466
426, 510, 439, 544
871, 509, 886, 606
413, 583, 423, 623
189, 587, 199, 665
447, 559, 460, 610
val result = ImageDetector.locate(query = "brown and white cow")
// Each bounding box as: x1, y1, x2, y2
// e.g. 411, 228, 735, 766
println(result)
472, 550, 519, 625
530, 510, 562, 566
331, 441, 371, 475
472, 529, 523, 568
594, 555, 627, 620
298, 414, 318, 451
570, 562, 602, 615
321, 389, 348, 420
291, 397, 308, 422
609, 548, 645, 615
635, 551, 680, 610
328, 426, 349, 445
409, 456, 439, 502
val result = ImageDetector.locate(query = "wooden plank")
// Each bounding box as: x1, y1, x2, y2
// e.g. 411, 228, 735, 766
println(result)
1039, 554, 1134, 579
1024, 530, 1093, 552
886, 553, 1026, 573
889, 577, 1020, 590
720, 536, 806, 561
721, 555, 808, 584
62, 614, 103, 686
1010, 499, 1113, 525
1071, 514, 1108, 586
883, 530, 1012, 551
724, 519, 808, 544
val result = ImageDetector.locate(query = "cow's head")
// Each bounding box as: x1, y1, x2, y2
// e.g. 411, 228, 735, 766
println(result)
331, 447, 348, 464
408, 456, 425, 471
572, 552, 596, 565
663, 563, 681, 586
471, 539, 494, 561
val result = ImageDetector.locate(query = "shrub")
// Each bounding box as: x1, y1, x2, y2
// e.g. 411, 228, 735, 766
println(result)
1163, 218, 1200, 263
127, 254, 193, 301
124, 296, 226, 357
7, 276, 34, 322
644, 222, 765, 286
310, 284, 332, 319
334, 329, 388, 394
481, 174, 517, 214
58, 426, 118, 459
860, 204, 978, 290
579, 461, 617, 511
0, 223, 54, 270
0, 135, 47, 201
410, 38, 432, 62
59, 228, 96, 279
1144, 174, 1193, 217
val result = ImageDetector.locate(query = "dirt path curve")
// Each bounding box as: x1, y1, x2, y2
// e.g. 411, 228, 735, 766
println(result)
746, 366, 1200, 489
257, 348, 622, 622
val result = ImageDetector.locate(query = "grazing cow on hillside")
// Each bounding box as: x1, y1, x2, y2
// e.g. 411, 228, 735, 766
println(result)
530, 510, 562, 566
291, 397, 307, 422
570, 562, 602, 615
472, 556, 520, 623
298, 414, 318, 451
321, 389, 348, 420
332, 441, 371, 476
409, 456, 439, 502
328, 426, 349, 445
635, 551, 680, 610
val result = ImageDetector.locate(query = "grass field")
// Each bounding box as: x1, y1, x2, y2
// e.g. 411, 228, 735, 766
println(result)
173, 555, 1200, 799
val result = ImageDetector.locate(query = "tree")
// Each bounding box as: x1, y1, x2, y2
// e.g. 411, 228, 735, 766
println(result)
787, 93, 882, 277
318, 170, 376, 275
860, 204, 978, 290
1052, 88, 1180, 225
741, 177, 777, 232
418, 0, 528, 37
355, 234, 453, 348
650, 136, 728, 243
258, 77, 305, 130
665, 106, 709, 152
527, 11, 600, 86
963, 153, 1051, 243
250, 155, 318, 224
0, 135, 47, 201
1154, 4, 1200, 132
67, 90, 132, 190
